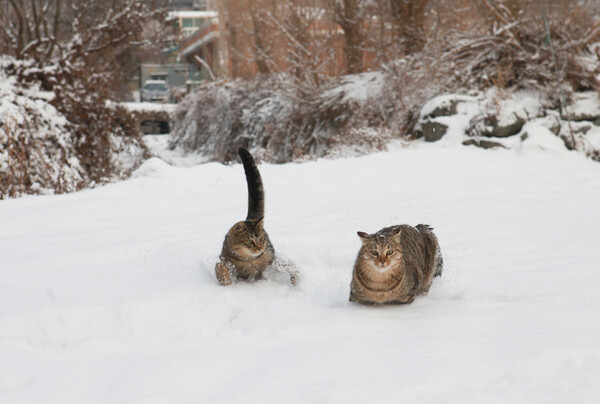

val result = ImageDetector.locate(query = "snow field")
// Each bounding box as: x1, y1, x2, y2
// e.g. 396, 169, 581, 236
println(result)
1, 143, 600, 403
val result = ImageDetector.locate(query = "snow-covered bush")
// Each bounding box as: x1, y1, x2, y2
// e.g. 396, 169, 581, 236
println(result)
445, 2, 600, 92
0, 57, 147, 198
0, 0, 170, 198
170, 52, 445, 163
170, 73, 398, 163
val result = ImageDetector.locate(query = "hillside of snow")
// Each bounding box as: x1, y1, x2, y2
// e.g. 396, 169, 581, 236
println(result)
1, 139, 600, 403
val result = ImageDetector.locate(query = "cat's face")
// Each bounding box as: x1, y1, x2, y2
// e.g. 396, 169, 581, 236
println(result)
228, 217, 268, 257
357, 229, 403, 272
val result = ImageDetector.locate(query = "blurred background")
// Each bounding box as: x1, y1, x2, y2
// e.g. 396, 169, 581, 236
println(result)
2, 0, 600, 197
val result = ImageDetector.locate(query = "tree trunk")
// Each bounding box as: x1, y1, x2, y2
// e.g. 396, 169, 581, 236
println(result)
390, 0, 429, 55
337, 0, 363, 74
252, 10, 271, 74
216, 0, 231, 77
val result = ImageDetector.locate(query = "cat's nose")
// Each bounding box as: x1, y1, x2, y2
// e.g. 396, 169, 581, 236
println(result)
379, 257, 386, 264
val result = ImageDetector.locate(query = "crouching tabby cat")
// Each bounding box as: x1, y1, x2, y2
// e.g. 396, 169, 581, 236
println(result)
349, 224, 443, 305
215, 148, 275, 286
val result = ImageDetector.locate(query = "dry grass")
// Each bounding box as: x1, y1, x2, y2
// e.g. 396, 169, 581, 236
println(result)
443, 1, 600, 92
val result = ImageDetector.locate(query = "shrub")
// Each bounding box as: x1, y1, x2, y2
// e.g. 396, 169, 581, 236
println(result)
0, 58, 147, 198
443, 1, 600, 92
170, 73, 388, 163
170, 44, 448, 163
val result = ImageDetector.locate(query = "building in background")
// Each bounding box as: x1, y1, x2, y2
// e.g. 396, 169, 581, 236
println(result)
136, 2, 218, 102
176, 12, 219, 82
169, 10, 218, 39
171, 0, 213, 11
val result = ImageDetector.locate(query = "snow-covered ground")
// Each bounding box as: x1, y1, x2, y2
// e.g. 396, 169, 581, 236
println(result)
1, 138, 600, 403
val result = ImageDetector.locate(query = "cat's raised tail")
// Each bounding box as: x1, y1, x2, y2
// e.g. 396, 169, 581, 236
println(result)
238, 147, 265, 221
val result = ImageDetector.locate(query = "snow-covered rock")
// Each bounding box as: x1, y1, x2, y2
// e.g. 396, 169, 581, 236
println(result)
415, 94, 479, 143
411, 89, 600, 161
420, 94, 478, 119
563, 91, 600, 122
468, 90, 545, 138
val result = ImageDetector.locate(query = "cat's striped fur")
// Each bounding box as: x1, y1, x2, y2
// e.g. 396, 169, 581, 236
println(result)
215, 148, 275, 285
349, 224, 443, 305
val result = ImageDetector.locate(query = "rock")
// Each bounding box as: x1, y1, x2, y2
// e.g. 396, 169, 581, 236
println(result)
469, 114, 525, 138
421, 120, 449, 142
574, 123, 592, 135
560, 120, 595, 137
426, 99, 459, 118
562, 92, 600, 122
486, 114, 526, 138
534, 114, 561, 135
416, 94, 478, 142
462, 139, 506, 149
420, 94, 477, 119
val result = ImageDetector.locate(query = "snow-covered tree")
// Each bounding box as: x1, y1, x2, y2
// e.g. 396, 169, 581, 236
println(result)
1, 0, 172, 197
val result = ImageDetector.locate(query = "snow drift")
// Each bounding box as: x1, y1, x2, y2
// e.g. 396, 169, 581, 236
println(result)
1, 138, 599, 403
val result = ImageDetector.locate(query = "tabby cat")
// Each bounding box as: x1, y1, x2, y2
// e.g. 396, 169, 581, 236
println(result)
349, 224, 443, 305
215, 148, 275, 285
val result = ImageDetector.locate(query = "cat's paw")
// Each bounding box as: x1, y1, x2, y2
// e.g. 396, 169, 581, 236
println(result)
289, 270, 300, 287
279, 260, 300, 287
266, 257, 300, 286
215, 262, 232, 286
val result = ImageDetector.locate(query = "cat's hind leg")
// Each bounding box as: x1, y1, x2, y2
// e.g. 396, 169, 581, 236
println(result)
433, 247, 443, 278
264, 257, 300, 286
416, 224, 443, 278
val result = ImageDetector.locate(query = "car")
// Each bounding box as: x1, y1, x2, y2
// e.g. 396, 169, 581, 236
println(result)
140, 80, 170, 103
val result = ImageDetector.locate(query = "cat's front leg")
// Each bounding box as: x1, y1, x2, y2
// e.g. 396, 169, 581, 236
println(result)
288, 269, 299, 286
215, 261, 232, 286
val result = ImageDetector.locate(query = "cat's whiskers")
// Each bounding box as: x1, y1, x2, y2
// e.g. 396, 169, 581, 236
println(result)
368, 260, 392, 272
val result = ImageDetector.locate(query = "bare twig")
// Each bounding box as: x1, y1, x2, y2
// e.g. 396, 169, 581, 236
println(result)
542, 8, 575, 147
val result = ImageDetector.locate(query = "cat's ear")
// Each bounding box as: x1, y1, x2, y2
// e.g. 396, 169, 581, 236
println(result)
255, 217, 264, 229
235, 222, 246, 234
357, 231, 371, 242
389, 228, 402, 243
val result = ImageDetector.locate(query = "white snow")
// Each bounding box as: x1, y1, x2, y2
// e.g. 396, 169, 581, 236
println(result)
517, 121, 572, 156
419, 93, 478, 118
1, 137, 600, 403
143, 135, 208, 167
416, 94, 480, 146
494, 89, 545, 126
121, 102, 178, 113
585, 126, 600, 149
324, 71, 385, 103
566, 92, 600, 121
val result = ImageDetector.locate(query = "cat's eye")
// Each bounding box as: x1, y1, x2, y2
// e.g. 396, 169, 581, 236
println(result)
371, 251, 378, 256
386, 250, 393, 256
